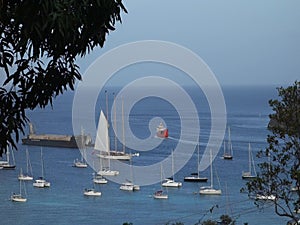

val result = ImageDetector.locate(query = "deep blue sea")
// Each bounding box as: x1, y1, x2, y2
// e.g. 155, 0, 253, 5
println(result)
0, 85, 289, 225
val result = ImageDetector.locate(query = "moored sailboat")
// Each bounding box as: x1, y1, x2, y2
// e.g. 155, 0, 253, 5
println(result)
18, 149, 33, 181
242, 143, 257, 179
95, 110, 119, 176
162, 150, 182, 187
11, 180, 27, 202
199, 149, 222, 195
33, 148, 50, 188
1, 146, 16, 170
223, 127, 233, 160
184, 144, 208, 182
154, 164, 168, 199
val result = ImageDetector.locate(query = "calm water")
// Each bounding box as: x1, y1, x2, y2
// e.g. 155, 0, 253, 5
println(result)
0, 85, 288, 225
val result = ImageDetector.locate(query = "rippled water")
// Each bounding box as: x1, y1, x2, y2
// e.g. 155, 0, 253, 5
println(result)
0, 86, 287, 225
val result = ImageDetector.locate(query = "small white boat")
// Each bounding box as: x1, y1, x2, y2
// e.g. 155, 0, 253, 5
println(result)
18, 168, 33, 181
162, 178, 182, 187
11, 194, 27, 202
33, 177, 50, 188
223, 127, 233, 160
153, 190, 168, 199
242, 143, 257, 179
199, 186, 222, 195
33, 148, 50, 188
11, 180, 27, 202
73, 159, 88, 168
1, 146, 16, 170
120, 182, 134, 191
18, 149, 33, 181
161, 150, 182, 188
93, 175, 108, 184
256, 193, 276, 201
97, 169, 119, 176
119, 181, 140, 191
199, 149, 222, 195
83, 188, 101, 197
291, 186, 300, 192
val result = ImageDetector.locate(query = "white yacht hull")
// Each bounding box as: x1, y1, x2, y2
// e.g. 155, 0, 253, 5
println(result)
162, 179, 182, 187
199, 188, 222, 195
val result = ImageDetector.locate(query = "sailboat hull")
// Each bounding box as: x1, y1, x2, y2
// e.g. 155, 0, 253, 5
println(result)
98, 152, 131, 161
18, 175, 33, 181
162, 179, 182, 187
11, 194, 27, 202
2, 165, 16, 170
242, 171, 256, 179
184, 176, 208, 182
199, 188, 222, 195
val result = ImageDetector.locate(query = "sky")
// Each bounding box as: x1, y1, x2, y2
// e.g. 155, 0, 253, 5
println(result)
78, 0, 300, 87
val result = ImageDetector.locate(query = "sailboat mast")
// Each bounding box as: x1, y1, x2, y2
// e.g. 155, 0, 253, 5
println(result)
113, 93, 117, 152
210, 149, 213, 188
197, 144, 200, 178
122, 97, 125, 154
41, 148, 44, 178
248, 143, 251, 173
172, 150, 174, 181
228, 127, 233, 156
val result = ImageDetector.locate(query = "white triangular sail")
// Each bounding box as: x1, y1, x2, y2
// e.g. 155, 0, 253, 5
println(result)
95, 110, 109, 153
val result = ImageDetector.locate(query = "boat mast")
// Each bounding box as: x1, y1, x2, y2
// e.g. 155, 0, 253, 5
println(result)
122, 97, 125, 154
210, 149, 213, 188
172, 150, 174, 181
248, 143, 251, 174
197, 144, 200, 178
113, 93, 117, 152
228, 126, 232, 156
41, 148, 44, 178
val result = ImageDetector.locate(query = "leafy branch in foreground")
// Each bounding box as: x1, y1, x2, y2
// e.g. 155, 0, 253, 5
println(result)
243, 81, 300, 221
0, 0, 127, 155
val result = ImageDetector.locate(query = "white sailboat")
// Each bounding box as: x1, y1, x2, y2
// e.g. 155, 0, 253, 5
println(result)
83, 188, 101, 197
73, 130, 88, 168
93, 173, 108, 184
162, 150, 182, 187
18, 148, 33, 181
255, 153, 275, 201
33, 148, 50, 188
223, 127, 233, 160
153, 164, 168, 199
84, 174, 102, 196
99, 97, 132, 160
242, 143, 257, 179
199, 149, 222, 195
1, 146, 16, 170
95, 110, 119, 176
184, 144, 208, 182
11, 180, 27, 202
120, 155, 140, 191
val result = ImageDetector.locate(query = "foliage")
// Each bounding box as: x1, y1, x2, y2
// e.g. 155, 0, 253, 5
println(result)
201, 220, 217, 225
0, 0, 127, 155
200, 214, 235, 225
219, 214, 235, 225
244, 81, 300, 220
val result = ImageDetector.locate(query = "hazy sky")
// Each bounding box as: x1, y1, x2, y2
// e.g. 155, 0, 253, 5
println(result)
79, 0, 300, 87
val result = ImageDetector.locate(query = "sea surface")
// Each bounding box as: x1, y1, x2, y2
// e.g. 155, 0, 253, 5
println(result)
0, 85, 289, 225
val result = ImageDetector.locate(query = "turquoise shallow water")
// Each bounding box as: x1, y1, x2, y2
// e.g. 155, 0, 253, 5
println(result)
0, 86, 288, 225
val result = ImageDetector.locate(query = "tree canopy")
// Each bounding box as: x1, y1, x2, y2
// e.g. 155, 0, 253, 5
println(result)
0, 0, 127, 155
244, 81, 300, 221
